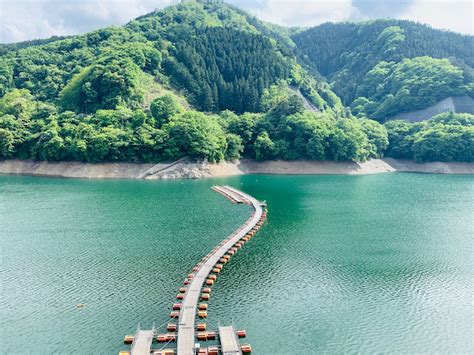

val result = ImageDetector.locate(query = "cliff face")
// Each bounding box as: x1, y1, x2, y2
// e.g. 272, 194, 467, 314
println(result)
388, 95, 474, 122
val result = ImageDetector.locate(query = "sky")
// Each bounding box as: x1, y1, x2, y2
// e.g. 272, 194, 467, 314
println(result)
0, 0, 473, 43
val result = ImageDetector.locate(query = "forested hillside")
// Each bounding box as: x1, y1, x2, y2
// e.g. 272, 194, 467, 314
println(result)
163, 27, 289, 113
0, 0, 472, 164
293, 20, 474, 120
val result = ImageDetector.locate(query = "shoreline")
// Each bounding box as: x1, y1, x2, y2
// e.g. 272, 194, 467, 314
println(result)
0, 158, 473, 180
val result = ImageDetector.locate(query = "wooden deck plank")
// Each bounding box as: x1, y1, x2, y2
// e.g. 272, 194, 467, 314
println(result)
219, 326, 242, 355
176, 186, 263, 355
131, 330, 154, 355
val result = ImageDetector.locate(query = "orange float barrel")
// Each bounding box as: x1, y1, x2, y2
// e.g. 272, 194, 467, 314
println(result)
236, 329, 247, 338
196, 332, 207, 341
206, 331, 217, 340
157, 333, 177, 343
241, 344, 252, 353
123, 335, 134, 344
196, 323, 207, 331
157, 334, 167, 342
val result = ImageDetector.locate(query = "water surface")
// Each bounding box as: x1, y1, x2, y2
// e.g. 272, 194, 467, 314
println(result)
1, 173, 473, 353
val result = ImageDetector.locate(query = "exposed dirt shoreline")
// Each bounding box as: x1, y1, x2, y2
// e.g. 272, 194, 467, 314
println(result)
1, 158, 472, 180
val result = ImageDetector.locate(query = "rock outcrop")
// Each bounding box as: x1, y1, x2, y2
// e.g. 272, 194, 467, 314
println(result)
388, 95, 474, 122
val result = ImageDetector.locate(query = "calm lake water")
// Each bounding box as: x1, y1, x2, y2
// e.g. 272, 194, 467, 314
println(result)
1, 173, 473, 354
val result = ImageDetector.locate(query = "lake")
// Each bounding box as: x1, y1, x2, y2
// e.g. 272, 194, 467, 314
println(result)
1, 173, 473, 354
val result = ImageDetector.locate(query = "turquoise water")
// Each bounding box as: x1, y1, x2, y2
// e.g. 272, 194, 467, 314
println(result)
1, 173, 473, 354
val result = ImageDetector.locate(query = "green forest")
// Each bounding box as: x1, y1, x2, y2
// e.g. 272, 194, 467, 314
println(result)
293, 20, 474, 115
0, 0, 473, 163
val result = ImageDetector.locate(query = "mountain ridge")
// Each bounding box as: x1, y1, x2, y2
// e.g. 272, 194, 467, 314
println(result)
0, 0, 472, 164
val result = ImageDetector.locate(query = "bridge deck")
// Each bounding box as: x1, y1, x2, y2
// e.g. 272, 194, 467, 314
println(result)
219, 326, 242, 355
211, 185, 246, 204
176, 186, 263, 355
131, 330, 154, 355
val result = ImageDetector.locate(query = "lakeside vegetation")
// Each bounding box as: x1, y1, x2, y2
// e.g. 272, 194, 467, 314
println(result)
0, 0, 472, 164
386, 112, 473, 162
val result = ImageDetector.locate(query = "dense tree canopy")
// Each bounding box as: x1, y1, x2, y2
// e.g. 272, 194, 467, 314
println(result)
384, 112, 473, 162
0, 0, 340, 116
59, 56, 144, 113
293, 20, 474, 119
352, 57, 467, 120
221, 83, 389, 162
150, 94, 183, 127
0, 1, 472, 164
163, 111, 227, 162
164, 27, 290, 113
0, 85, 390, 163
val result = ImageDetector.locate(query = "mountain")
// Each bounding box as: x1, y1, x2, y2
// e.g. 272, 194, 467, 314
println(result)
0, 0, 342, 115
0, 0, 472, 164
292, 20, 474, 120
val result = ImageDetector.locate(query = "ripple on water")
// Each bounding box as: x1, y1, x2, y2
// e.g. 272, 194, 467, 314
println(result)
1, 173, 473, 354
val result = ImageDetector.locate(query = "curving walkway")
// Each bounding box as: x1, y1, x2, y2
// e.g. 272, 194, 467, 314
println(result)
126, 186, 266, 355
176, 186, 265, 355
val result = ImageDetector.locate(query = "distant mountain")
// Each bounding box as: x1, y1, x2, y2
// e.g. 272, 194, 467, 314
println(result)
0, 0, 342, 115
0, 0, 472, 164
2, 3, 473, 120
292, 20, 474, 120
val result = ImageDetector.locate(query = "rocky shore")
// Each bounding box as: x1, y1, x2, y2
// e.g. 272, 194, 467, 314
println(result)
0, 158, 472, 180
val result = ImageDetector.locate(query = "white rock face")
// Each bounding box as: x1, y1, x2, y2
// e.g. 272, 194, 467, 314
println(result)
147, 160, 212, 179
387, 95, 474, 122
1, 158, 472, 180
